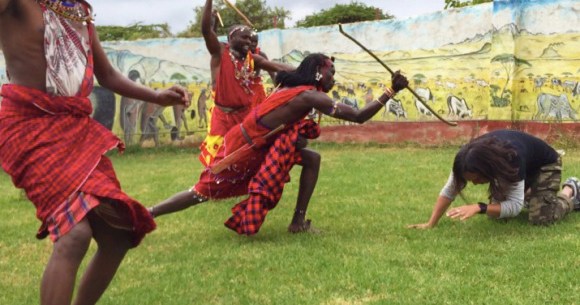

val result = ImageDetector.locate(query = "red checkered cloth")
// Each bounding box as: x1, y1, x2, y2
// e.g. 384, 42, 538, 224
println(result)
194, 86, 317, 199
0, 84, 155, 246
224, 119, 320, 235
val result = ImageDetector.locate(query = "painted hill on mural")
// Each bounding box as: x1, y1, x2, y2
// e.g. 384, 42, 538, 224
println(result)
104, 47, 210, 84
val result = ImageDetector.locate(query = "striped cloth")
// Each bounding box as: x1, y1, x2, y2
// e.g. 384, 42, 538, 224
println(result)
224, 119, 320, 235
0, 84, 155, 246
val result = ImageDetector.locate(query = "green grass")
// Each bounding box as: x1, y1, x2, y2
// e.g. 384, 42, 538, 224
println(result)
1, 144, 580, 305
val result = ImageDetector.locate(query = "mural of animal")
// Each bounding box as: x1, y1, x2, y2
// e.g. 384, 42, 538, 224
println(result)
89, 86, 116, 130
120, 70, 144, 145
415, 99, 433, 117
447, 95, 472, 119
551, 78, 562, 88
364, 88, 374, 105
331, 90, 341, 101
346, 88, 356, 97
534, 93, 576, 121
562, 80, 576, 92
533, 77, 545, 91
414, 87, 434, 117
383, 98, 407, 120
475, 79, 488, 87
197, 88, 209, 128
415, 87, 434, 104
573, 82, 580, 97
341, 96, 359, 109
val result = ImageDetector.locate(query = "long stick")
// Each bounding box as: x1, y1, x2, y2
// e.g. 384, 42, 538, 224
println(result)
338, 24, 457, 127
210, 124, 285, 174
223, 0, 255, 28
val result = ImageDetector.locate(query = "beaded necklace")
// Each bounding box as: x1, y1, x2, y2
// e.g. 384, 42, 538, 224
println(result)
229, 50, 255, 94
37, 0, 94, 24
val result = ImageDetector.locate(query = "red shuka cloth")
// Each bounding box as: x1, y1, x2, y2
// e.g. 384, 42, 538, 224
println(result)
193, 85, 321, 235
0, 84, 155, 246
199, 45, 265, 167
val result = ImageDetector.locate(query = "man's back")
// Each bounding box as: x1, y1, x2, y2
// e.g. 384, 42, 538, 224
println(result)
0, 0, 49, 90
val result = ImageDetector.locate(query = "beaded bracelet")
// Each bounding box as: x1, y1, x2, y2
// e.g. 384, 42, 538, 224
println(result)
384, 87, 395, 99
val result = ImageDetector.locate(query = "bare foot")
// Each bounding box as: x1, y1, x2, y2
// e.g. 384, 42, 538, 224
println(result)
288, 219, 321, 234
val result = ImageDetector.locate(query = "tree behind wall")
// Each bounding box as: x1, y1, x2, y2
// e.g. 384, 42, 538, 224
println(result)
178, 0, 290, 38
296, 2, 394, 28
444, 0, 493, 9
97, 23, 173, 41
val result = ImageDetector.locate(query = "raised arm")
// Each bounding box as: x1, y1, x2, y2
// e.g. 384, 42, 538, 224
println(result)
321, 72, 408, 124
92, 32, 189, 107
201, 0, 222, 57
254, 53, 294, 73
259, 51, 277, 83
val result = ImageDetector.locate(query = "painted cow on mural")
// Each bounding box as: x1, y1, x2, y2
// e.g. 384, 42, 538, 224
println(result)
341, 96, 359, 109
414, 87, 434, 117
534, 93, 576, 121
447, 95, 472, 119
562, 80, 576, 92
533, 77, 545, 92
383, 98, 407, 120
573, 82, 580, 98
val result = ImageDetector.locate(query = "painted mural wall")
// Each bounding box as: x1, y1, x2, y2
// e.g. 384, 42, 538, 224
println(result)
0, 0, 578, 144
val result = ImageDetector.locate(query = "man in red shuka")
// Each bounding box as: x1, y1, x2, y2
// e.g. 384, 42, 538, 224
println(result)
0, 1, 189, 304
149, 53, 409, 235
198, 0, 294, 167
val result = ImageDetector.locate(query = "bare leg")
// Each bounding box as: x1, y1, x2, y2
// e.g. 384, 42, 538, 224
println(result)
288, 148, 320, 233
149, 189, 208, 218
72, 211, 132, 305
41, 218, 93, 305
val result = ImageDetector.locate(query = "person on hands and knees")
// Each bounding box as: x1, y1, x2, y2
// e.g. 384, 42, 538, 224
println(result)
408, 130, 579, 229
0, 1, 189, 304
149, 53, 409, 235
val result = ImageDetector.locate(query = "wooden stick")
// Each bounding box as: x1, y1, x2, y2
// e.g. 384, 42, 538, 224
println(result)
338, 24, 457, 127
223, 0, 255, 28
215, 11, 224, 27
210, 124, 285, 174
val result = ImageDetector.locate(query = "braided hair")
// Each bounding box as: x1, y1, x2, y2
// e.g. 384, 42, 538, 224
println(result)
275, 53, 333, 88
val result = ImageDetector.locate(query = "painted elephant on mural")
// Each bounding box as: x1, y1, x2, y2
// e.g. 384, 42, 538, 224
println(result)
534, 93, 576, 121
89, 86, 116, 130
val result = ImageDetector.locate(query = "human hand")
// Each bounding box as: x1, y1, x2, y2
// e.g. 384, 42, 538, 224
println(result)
391, 70, 409, 93
407, 223, 434, 229
154, 86, 190, 107
446, 204, 479, 221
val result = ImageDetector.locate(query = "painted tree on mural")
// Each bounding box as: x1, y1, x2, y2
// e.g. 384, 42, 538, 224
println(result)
491, 54, 531, 107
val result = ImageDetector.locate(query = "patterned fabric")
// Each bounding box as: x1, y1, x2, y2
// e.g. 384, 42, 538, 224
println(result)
41, 2, 92, 96
224, 120, 320, 235
527, 158, 574, 225
194, 86, 317, 199
199, 45, 264, 167
0, 85, 155, 245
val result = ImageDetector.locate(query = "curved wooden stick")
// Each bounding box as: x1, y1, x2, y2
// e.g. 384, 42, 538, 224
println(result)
338, 24, 457, 126
223, 0, 255, 28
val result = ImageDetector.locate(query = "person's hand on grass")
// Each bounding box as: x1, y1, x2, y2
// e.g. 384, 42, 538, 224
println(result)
446, 204, 479, 221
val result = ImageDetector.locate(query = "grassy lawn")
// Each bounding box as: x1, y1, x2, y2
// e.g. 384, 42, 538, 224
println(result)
1, 144, 580, 305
